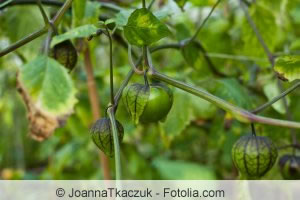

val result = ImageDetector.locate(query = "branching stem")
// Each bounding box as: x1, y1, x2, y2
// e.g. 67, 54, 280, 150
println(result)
0, 0, 73, 57
149, 69, 300, 129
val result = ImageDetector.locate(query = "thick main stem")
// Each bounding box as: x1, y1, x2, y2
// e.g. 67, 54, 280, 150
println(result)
150, 70, 300, 129
84, 46, 111, 180
107, 108, 122, 180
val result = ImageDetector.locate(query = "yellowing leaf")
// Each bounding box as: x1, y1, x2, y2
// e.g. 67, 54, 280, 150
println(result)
124, 8, 171, 46
274, 55, 300, 82
18, 56, 77, 141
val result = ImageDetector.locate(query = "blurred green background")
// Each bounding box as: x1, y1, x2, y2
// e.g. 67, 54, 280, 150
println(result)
0, 0, 300, 180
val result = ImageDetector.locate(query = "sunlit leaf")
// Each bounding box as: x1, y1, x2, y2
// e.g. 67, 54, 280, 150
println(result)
124, 8, 171, 46
19, 55, 77, 115
242, 4, 278, 62
274, 55, 300, 82
263, 81, 290, 114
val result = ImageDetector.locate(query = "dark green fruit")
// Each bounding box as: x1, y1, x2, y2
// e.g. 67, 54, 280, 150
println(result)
51, 40, 77, 71
279, 155, 300, 180
90, 118, 124, 157
123, 82, 173, 124
232, 134, 278, 179
140, 83, 173, 123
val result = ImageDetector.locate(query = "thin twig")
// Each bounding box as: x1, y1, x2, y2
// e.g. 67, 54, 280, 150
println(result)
0, 0, 73, 57
252, 81, 300, 114
128, 45, 144, 74
148, 0, 155, 10
239, 0, 274, 66
105, 26, 115, 105
189, 0, 222, 44
36, 0, 49, 25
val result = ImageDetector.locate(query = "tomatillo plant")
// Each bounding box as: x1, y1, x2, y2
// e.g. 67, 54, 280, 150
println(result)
1, 0, 300, 181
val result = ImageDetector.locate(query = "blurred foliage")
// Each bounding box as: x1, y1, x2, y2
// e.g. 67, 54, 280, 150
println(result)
0, 0, 300, 180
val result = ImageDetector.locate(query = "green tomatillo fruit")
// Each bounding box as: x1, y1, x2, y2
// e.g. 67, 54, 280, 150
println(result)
279, 154, 300, 180
50, 40, 78, 71
232, 134, 278, 179
123, 82, 173, 124
90, 118, 124, 157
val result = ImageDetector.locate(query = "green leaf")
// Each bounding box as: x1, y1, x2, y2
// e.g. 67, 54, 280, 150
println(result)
123, 83, 150, 124
51, 25, 98, 47
290, 39, 300, 51
182, 42, 199, 67
160, 89, 216, 143
115, 10, 134, 29
72, 0, 86, 26
213, 78, 253, 109
124, 8, 171, 46
159, 90, 193, 141
263, 81, 290, 114
19, 55, 77, 116
174, 0, 188, 10
242, 4, 278, 61
274, 55, 300, 82
153, 158, 216, 179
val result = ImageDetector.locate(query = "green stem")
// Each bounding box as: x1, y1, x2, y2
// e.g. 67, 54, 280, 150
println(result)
0, 27, 48, 57
52, 0, 73, 26
148, 0, 155, 10
149, 70, 300, 129
189, 0, 222, 44
107, 108, 122, 180
240, 0, 274, 66
142, 0, 146, 8
105, 26, 115, 105
252, 81, 300, 114
36, 0, 49, 25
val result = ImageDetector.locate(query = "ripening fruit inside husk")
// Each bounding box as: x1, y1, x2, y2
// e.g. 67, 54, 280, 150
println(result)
232, 134, 278, 179
51, 40, 78, 71
123, 82, 173, 124
90, 118, 124, 157
279, 154, 300, 180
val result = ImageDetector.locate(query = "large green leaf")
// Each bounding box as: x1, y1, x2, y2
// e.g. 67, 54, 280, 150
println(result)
153, 158, 216, 179
160, 89, 216, 142
242, 4, 278, 61
159, 90, 194, 141
213, 78, 253, 110
19, 55, 77, 116
274, 55, 300, 82
51, 25, 98, 47
124, 8, 171, 46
